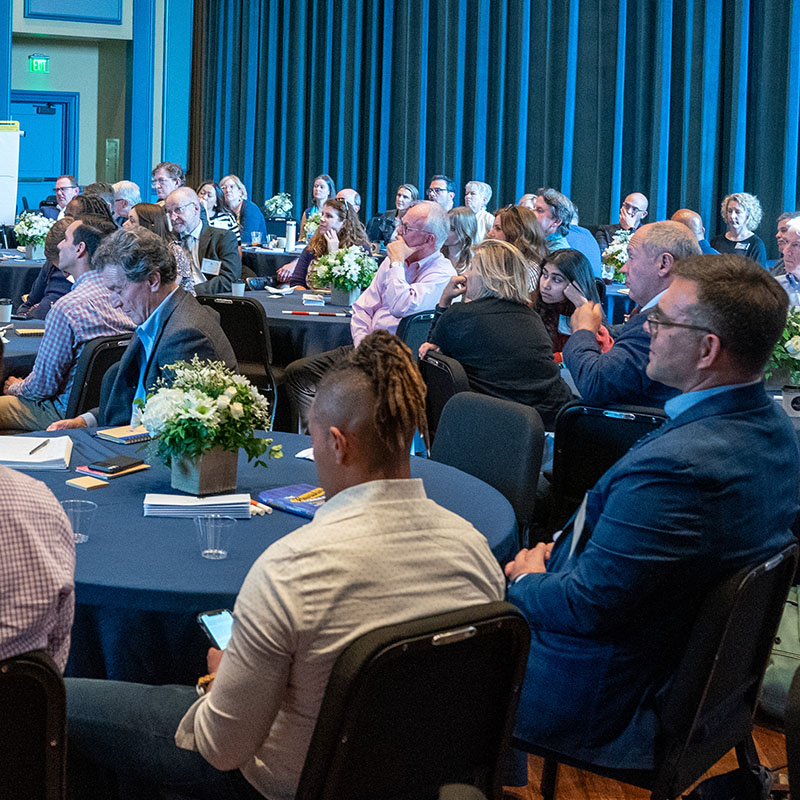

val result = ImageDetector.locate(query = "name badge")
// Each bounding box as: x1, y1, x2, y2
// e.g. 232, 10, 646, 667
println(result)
734, 242, 748, 250
201, 258, 221, 275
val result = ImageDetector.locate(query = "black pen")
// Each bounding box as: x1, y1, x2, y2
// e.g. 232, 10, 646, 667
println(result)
28, 440, 49, 456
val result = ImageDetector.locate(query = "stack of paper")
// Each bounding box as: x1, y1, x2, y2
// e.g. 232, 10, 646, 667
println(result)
0, 436, 72, 470
143, 493, 251, 518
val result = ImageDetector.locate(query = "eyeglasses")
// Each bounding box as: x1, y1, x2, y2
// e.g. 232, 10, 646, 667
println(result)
399, 221, 428, 235
54, 185, 78, 193
428, 187, 448, 195
621, 202, 646, 215
152, 178, 173, 187
165, 201, 194, 217
646, 310, 717, 338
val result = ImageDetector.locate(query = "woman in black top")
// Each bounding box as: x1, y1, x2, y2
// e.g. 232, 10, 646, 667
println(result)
419, 239, 573, 428
710, 192, 767, 267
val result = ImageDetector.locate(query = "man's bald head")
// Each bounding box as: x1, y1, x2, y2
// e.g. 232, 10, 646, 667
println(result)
164, 186, 202, 235
620, 192, 649, 230
671, 208, 706, 242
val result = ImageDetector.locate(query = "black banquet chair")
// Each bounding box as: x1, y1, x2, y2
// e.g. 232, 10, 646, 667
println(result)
549, 400, 667, 529
64, 334, 131, 419
515, 543, 799, 800
295, 601, 530, 800
0, 649, 66, 800
396, 310, 437, 360
419, 350, 471, 443
431, 392, 545, 548
196, 295, 286, 430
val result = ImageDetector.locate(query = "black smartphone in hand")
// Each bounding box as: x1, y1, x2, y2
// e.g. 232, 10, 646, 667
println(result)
197, 609, 234, 650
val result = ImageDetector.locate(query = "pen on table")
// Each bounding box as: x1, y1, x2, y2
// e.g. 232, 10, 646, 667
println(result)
250, 498, 273, 514
28, 440, 49, 456
281, 310, 351, 317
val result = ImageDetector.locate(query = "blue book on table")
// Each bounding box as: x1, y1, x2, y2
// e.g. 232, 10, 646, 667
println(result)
258, 483, 326, 519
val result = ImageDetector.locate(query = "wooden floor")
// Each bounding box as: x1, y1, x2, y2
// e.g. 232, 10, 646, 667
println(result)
503, 724, 787, 799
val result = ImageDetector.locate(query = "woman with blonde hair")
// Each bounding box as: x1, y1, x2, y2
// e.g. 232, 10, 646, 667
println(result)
419, 239, 572, 427
442, 206, 477, 274
219, 174, 267, 244
710, 192, 767, 267
290, 198, 371, 289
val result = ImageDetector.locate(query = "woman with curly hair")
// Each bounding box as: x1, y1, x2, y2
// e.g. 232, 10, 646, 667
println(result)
289, 198, 371, 289
442, 206, 477, 274
710, 192, 767, 267
486, 204, 548, 287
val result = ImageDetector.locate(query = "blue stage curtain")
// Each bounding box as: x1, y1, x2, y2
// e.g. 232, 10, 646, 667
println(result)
191, 0, 800, 256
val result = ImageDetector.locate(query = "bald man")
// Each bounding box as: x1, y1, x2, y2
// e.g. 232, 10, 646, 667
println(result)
336, 188, 361, 214
670, 208, 717, 254
594, 192, 649, 251
165, 187, 241, 294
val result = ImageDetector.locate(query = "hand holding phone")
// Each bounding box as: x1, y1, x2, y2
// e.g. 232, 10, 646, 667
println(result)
197, 609, 234, 650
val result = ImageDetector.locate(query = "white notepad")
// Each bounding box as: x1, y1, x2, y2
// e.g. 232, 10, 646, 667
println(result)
0, 436, 73, 470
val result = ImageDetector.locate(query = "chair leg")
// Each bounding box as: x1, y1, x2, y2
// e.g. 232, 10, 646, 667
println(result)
540, 757, 559, 800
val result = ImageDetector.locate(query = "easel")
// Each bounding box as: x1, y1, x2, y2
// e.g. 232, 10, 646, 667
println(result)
0, 121, 23, 249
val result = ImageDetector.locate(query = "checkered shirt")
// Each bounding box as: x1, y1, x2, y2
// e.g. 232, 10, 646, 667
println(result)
7, 269, 136, 413
0, 466, 75, 670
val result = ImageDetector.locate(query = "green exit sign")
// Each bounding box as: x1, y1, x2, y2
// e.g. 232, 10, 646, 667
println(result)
29, 54, 49, 74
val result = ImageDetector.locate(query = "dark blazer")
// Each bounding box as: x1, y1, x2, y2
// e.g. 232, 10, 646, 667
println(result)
195, 225, 242, 295
509, 382, 800, 769
16, 262, 72, 319
562, 311, 678, 408
593, 223, 622, 252
98, 287, 236, 426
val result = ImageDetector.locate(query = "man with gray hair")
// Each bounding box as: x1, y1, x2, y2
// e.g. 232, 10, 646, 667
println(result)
464, 180, 494, 242
48, 226, 235, 430
286, 200, 456, 430
563, 220, 702, 407
533, 188, 573, 252
335, 188, 361, 214
112, 180, 142, 225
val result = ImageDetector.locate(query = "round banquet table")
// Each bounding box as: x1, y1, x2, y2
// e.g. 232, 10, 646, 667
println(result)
248, 289, 354, 366
18, 429, 517, 684
241, 245, 301, 280
605, 282, 636, 325
2, 319, 49, 380
0, 250, 45, 306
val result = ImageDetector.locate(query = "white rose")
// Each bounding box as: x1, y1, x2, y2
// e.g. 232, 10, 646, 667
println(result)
230, 402, 244, 419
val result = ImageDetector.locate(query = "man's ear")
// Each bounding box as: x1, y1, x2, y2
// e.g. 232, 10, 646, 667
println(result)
697, 333, 722, 371
329, 425, 348, 465
659, 251, 674, 277
641, 209, 648, 220
147, 270, 163, 293
74, 241, 87, 259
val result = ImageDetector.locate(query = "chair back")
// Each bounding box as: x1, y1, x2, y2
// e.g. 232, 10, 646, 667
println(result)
396, 310, 437, 360
0, 650, 66, 800
64, 334, 131, 419
653, 543, 799, 798
296, 601, 530, 800
550, 401, 666, 527
419, 351, 471, 442
431, 393, 544, 546
196, 295, 278, 427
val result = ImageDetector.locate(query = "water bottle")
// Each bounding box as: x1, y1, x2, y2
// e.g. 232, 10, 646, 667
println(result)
285, 220, 296, 252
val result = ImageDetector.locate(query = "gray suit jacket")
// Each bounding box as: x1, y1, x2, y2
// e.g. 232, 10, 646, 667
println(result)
195, 225, 242, 295
98, 287, 237, 426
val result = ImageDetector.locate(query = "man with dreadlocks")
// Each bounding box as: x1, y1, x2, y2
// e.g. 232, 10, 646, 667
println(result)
65, 330, 505, 800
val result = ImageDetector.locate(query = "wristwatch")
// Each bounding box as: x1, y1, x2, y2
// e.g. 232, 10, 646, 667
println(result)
390, 260, 404, 269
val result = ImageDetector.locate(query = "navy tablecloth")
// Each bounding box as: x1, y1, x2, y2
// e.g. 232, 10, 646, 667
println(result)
2, 320, 48, 379
0, 251, 43, 307
249, 290, 354, 366
19, 429, 517, 683
241, 246, 299, 280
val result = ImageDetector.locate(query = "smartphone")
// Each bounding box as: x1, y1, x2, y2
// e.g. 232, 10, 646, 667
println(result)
87, 455, 144, 474
197, 609, 234, 650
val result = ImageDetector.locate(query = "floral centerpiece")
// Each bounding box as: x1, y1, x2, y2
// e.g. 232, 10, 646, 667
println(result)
766, 307, 800, 385
134, 357, 282, 495
304, 209, 322, 240
601, 228, 634, 284
14, 212, 54, 260
263, 192, 293, 219
310, 245, 378, 306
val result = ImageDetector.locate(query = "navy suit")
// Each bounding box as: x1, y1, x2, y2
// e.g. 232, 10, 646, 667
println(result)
509, 382, 799, 769
98, 288, 236, 426
563, 312, 678, 408
16, 262, 72, 320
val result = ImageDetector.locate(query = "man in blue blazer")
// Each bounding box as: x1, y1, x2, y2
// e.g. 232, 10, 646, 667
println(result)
507, 253, 799, 770
563, 220, 701, 407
